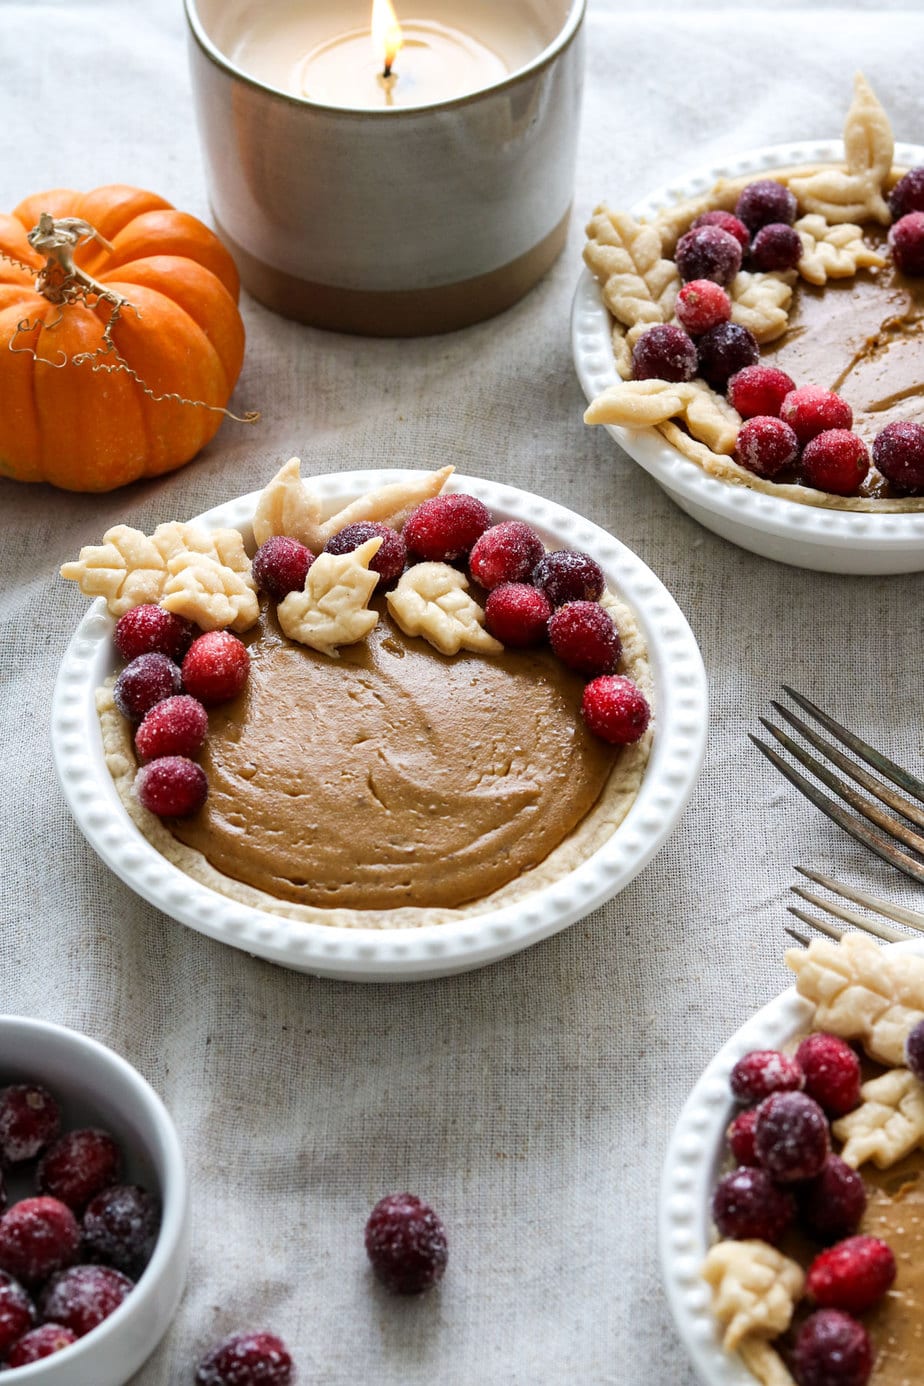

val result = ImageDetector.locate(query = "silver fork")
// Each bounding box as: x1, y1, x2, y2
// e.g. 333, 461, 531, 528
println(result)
750, 686, 924, 885
785, 866, 924, 946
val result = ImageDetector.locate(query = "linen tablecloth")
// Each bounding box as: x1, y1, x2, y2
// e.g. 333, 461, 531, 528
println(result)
2, 2, 923, 1381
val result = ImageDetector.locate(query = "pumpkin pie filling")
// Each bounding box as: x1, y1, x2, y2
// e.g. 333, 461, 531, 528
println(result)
861, 1157, 924, 1384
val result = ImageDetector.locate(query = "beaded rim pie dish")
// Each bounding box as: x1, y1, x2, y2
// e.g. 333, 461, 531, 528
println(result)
52, 470, 707, 982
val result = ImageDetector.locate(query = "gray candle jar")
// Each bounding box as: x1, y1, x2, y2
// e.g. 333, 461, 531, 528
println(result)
185, 0, 585, 335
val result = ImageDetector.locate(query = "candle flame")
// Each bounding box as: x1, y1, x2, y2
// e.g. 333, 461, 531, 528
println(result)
371, 0, 404, 76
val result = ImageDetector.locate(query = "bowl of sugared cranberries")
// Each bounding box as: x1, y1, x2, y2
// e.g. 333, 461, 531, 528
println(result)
0, 1017, 188, 1383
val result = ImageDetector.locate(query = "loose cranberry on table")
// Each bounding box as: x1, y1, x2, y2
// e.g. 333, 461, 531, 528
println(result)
39, 1264, 133, 1338
251, 536, 315, 600
792, 1309, 873, 1386
888, 166, 924, 221
753, 1091, 830, 1183
324, 521, 406, 587
630, 324, 698, 382
0, 1197, 80, 1287
795, 1034, 861, 1118
82, 1184, 160, 1278
136, 756, 209, 819
548, 602, 621, 677
806, 1235, 896, 1314
696, 322, 759, 388
532, 550, 605, 607
799, 1156, 867, 1244
675, 225, 743, 287
484, 583, 552, 649
888, 211, 924, 275
0, 1083, 61, 1164
135, 695, 208, 764
0, 1270, 35, 1357
735, 179, 798, 233
727, 365, 795, 420
580, 675, 651, 746
403, 493, 492, 562
113, 653, 183, 723
726, 1109, 759, 1166
711, 1167, 795, 1244
872, 420, 924, 493
905, 1018, 924, 1082
801, 430, 870, 497
730, 1050, 803, 1104
468, 521, 545, 591
114, 605, 195, 664
37, 1128, 122, 1213
195, 1330, 295, 1385
182, 630, 250, 706
779, 385, 853, 444
693, 210, 751, 251
734, 416, 800, 479
674, 280, 732, 336
6, 1322, 77, 1365
365, 1193, 448, 1295
750, 222, 803, 273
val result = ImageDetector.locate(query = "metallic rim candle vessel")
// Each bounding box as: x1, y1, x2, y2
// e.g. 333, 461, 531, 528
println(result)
184, 0, 586, 335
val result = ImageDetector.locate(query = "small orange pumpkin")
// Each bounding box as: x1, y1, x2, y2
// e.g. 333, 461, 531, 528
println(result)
0, 185, 247, 491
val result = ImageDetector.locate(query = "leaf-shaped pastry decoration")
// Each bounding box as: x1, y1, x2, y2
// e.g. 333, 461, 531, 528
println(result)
785, 932, 924, 1067
788, 73, 894, 225
794, 213, 888, 286
152, 523, 252, 577
161, 555, 259, 633
729, 271, 794, 344
833, 1069, 924, 1170
252, 458, 454, 553
646, 178, 743, 255
277, 538, 381, 656
738, 1338, 798, 1386
584, 378, 741, 456
702, 1240, 804, 1353
584, 206, 680, 328
386, 563, 503, 657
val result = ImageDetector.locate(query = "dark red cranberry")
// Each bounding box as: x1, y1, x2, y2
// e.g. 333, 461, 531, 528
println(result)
136, 756, 209, 818
754, 1091, 830, 1183
889, 167, 924, 221
39, 1265, 133, 1338
195, 1331, 295, 1385
889, 211, 924, 275
734, 417, 800, 478
906, 1018, 924, 1082
727, 1109, 759, 1166
251, 536, 315, 600
696, 322, 759, 388
711, 1167, 795, 1244
675, 226, 743, 286
728, 365, 796, 419
631, 324, 698, 382
113, 653, 182, 723
735, 179, 798, 233
693, 210, 751, 250
795, 1034, 861, 1118
0, 1197, 80, 1285
365, 1193, 448, 1294
113, 605, 195, 663
730, 1050, 804, 1104
791, 1309, 873, 1386
872, 421, 924, 493
468, 521, 545, 591
37, 1129, 122, 1213
82, 1184, 160, 1278
801, 431, 869, 497
0, 1271, 35, 1357
780, 386, 853, 444
403, 494, 492, 562
751, 223, 803, 272
799, 1157, 867, 1244
484, 584, 552, 649
0, 1084, 61, 1164
531, 551, 604, 607
324, 522, 407, 587
6, 1323, 77, 1365
548, 602, 622, 677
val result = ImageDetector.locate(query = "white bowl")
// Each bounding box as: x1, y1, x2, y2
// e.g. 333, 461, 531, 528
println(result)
52, 469, 707, 982
0, 1016, 189, 1385
572, 138, 924, 574
659, 937, 924, 1385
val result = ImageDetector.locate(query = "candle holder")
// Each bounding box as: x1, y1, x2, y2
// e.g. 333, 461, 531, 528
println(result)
184, 0, 585, 336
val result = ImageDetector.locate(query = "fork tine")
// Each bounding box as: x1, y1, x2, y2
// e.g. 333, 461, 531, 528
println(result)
787, 905, 845, 941
785, 926, 812, 948
781, 686, 924, 806
790, 885, 908, 942
795, 867, 924, 931
749, 733, 924, 885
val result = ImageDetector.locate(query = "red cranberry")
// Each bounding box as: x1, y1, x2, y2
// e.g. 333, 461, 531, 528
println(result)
675, 226, 743, 287
696, 322, 759, 388
195, 1331, 295, 1385
728, 365, 795, 419
889, 167, 924, 221
807, 1235, 896, 1314
135, 695, 208, 763
365, 1193, 448, 1295
0, 1084, 61, 1164
0, 1271, 35, 1357
6, 1323, 77, 1365
468, 521, 545, 591
780, 386, 853, 444
548, 602, 621, 677
0, 1197, 80, 1285
751, 222, 803, 272
39, 1265, 133, 1338
792, 1309, 873, 1386
251, 536, 315, 600
754, 1091, 830, 1183
674, 280, 732, 336
801, 430, 870, 497
727, 1109, 759, 1166
735, 417, 800, 478
799, 1157, 867, 1244
872, 421, 924, 493
484, 583, 552, 648
730, 1050, 804, 1104
324, 522, 406, 587
403, 494, 492, 562
693, 210, 751, 251
182, 631, 250, 706
532, 551, 604, 607
735, 179, 798, 233
136, 756, 209, 818
906, 1018, 924, 1082
711, 1167, 795, 1245
889, 211, 924, 275
113, 653, 182, 723
82, 1184, 160, 1278
795, 1034, 861, 1118
114, 605, 195, 663
37, 1129, 122, 1213
581, 675, 651, 746
631, 324, 698, 382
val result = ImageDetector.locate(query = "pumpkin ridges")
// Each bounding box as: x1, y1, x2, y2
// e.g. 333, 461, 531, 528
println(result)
12, 189, 82, 233
101, 211, 240, 301
0, 214, 40, 278
74, 187, 174, 253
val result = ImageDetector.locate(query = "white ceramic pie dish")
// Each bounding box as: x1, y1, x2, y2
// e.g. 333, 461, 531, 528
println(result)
52, 469, 707, 982
573, 138, 924, 575
659, 936, 924, 1385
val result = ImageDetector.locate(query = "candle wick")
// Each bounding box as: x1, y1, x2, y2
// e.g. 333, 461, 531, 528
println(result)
383, 60, 393, 78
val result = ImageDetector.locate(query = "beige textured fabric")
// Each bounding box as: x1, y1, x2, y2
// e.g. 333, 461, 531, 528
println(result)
2, 2, 924, 1383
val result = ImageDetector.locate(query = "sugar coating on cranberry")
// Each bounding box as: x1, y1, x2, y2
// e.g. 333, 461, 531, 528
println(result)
548, 602, 621, 677
39, 1264, 133, 1338
182, 631, 250, 706
113, 605, 195, 663
0, 1084, 61, 1164
674, 280, 732, 336
365, 1193, 448, 1295
780, 386, 853, 444
728, 365, 796, 419
734, 416, 800, 479
889, 211, 924, 275
581, 675, 651, 746
324, 521, 406, 587
113, 653, 182, 723
532, 550, 604, 607
0, 1270, 35, 1356
468, 521, 545, 591
37, 1130, 122, 1214
730, 1050, 804, 1104
696, 322, 759, 388
735, 179, 798, 233
795, 1034, 861, 1118
905, 1018, 924, 1082
889, 167, 924, 221
872, 420, 924, 492
631, 324, 698, 382
799, 1157, 867, 1244
675, 225, 743, 287
195, 1330, 296, 1385
136, 756, 209, 819
403, 494, 492, 562
134, 695, 208, 764
750, 222, 803, 272
251, 536, 315, 601
754, 1091, 830, 1183
727, 1109, 759, 1166
801, 430, 870, 497
82, 1184, 160, 1278
0, 1197, 80, 1286
807, 1235, 896, 1315
792, 1309, 873, 1386
484, 583, 552, 649
711, 1167, 795, 1245
693, 210, 751, 251
7, 1323, 77, 1366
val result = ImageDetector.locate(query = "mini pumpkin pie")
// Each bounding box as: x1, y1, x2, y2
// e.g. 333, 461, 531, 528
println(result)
583, 75, 924, 512
62, 465, 654, 929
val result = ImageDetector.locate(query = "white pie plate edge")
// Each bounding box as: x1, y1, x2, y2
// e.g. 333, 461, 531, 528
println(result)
572, 138, 924, 574
660, 935, 924, 1385
52, 469, 708, 982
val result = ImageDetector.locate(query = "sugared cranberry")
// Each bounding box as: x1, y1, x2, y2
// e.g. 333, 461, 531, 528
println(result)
711, 1167, 795, 1245
674, 280, 732, 336
182, 631, 250, 706
251, 536, 314, 600
195, 1331, 295, 1385
693, 210, 751, 251
728, 365, 796, 419
403, 494, 492, 562
365, 1193, 448, 1295
113, 605, 195, 663
754, 1091, 830, 1183
675, 226, 743, 287
631, 324, 698, 382
799, 1157, 867, 1244
484, 583, 552, 648
0, 1271, 35, 1357
37, 1130, 122, 1214
735, 179, 798, 233
6, 1323, 77, 1366
730, 1050, 804, 1104
889, 167, 924, 220
872, 421, 924, 493
0, 1084, 61, 1164
0, 1198, 80, 1286
113, 653, 182, 723
795, 1034, 861, 1118
751, 222, 803, 272
531, 551, 604, 607
136, 756, 208, 818
801, 430, 869, 497
134, 695, 208, 764
39, 1265, 133, 1338
734, 416, 800, 478
780, 386, 853, 444
889, 211, 924, 275
468, 521, 545, 591
906, 1018, 924, 1082
792, 1309, 873, 1386
581, 675, 651, 746
324, 522, 407, 587
727, 1109, 759, 1166
548, 602, 621, 677
696, 322, 759, 388
82, 1185, 160, 1278
807, 1235, 896, 1314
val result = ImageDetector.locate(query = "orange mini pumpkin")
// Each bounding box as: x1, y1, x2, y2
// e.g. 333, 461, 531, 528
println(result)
0, 185, 247, 491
